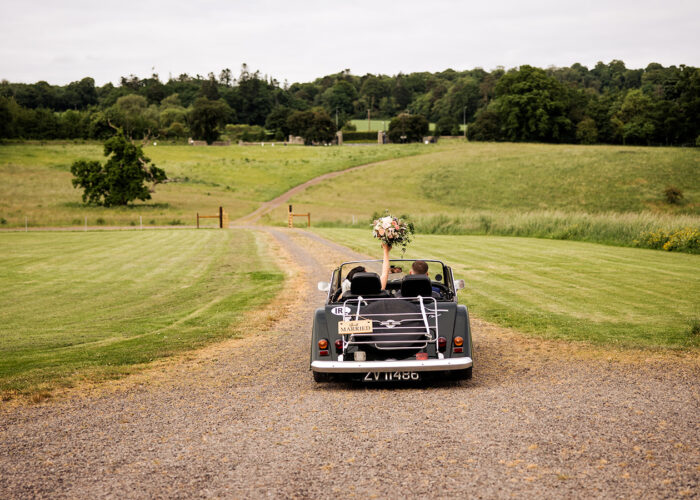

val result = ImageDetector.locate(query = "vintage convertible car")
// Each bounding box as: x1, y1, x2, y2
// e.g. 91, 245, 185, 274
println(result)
311, 259, 473, 383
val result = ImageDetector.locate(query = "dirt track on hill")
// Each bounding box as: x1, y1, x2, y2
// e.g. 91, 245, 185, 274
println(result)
236, 159, 397, 224
1, 225, 699, 499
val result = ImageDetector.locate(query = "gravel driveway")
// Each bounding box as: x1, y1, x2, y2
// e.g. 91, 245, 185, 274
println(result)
1, 227, 698, 499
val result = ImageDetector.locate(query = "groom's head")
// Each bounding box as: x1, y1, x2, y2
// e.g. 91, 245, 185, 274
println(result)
410, 260, 429, 276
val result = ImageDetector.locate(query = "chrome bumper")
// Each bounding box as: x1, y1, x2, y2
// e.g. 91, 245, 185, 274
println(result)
311, 357, 473, 373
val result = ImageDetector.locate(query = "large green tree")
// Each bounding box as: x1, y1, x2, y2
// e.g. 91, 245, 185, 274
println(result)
286, 109, 335, 144
71, 130, 166, 206
188, 97, 233, 144
493, 65, 574, 142
321, 80, 358, 116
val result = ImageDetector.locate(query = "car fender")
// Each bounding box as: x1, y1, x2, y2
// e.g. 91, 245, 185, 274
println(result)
310, 307, 330, 367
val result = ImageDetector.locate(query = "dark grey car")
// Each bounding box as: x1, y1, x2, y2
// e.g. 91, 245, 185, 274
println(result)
311, 259, 473, 383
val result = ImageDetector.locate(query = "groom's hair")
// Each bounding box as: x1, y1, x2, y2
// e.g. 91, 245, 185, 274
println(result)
346, 266, 366, 281
411, 260, 428, 275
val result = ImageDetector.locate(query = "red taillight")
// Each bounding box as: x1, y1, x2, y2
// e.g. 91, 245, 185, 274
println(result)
454, 336, 464, 347
437, 337, 447, 352
454, 347, 463, 353
334, 339, 343, 353
416, 352, 428, 360
318, 339, 329, 350
319, 350, 329, 356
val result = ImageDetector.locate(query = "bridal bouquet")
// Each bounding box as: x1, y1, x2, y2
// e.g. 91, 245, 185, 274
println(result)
372, 212, 414, 254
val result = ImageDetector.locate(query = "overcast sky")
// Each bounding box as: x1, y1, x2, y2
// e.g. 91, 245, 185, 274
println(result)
1, 0, 698, 86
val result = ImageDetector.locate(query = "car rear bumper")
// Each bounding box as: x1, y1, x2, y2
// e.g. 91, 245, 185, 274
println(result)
311, 357, 473, 373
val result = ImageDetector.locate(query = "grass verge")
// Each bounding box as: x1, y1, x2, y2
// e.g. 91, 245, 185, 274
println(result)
314, 228, 700, 350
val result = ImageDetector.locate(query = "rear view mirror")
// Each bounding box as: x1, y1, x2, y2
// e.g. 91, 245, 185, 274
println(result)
453, 279, 465, 291
317, 281, 330, 292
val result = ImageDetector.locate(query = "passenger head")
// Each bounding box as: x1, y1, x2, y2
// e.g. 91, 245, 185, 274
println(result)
410, 260, 429, 275
346, 266, 366, 281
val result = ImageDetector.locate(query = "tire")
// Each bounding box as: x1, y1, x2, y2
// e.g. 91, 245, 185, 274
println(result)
313, 371, 331, 383
451, 367, 472, 381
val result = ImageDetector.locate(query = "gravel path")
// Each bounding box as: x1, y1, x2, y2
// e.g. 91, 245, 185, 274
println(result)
1, 227, 698, 499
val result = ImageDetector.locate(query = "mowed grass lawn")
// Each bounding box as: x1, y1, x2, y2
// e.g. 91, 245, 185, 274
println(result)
0, 142, 436, 227
0, 229, 282, 397
315, 228, 700, 349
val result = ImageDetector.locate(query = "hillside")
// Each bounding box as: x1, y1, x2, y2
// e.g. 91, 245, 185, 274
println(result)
288, 142, 699, 250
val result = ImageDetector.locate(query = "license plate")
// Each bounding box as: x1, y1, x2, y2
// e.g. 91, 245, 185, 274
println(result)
363, 371, 420, 382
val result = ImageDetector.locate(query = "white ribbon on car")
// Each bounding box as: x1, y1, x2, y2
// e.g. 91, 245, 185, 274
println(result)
418, 295, 431, 336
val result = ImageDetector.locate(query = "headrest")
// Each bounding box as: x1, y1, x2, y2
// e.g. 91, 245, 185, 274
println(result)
401, 275, 433, 297
350, 272, 382, 296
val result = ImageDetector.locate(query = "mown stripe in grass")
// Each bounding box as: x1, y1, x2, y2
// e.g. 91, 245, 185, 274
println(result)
0, 229, 283, 395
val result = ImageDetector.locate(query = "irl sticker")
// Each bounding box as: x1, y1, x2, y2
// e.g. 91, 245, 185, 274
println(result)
331, 306, 351, 316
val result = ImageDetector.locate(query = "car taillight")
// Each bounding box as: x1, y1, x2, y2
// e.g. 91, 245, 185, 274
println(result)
437, 337, 447, 352
454, 336, 464, 347
318, 339, 328, 350
334, 339, 343, 353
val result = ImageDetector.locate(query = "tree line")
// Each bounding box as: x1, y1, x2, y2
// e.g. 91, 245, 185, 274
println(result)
1, 61, 698, 146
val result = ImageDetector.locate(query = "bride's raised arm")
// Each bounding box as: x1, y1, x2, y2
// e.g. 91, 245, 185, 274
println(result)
380, 243, 391, 290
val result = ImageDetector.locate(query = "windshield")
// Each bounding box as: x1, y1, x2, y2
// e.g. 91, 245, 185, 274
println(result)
338, 259, 447, 285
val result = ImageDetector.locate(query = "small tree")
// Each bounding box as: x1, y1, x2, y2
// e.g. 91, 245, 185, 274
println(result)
188, 97, 233, 144
71, 130, 166, 206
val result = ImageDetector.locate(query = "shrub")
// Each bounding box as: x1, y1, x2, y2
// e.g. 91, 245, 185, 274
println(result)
664, 186, 684, 204
0, 217, 6, 225
96, 217, 106, 225
637, 227, 700, 253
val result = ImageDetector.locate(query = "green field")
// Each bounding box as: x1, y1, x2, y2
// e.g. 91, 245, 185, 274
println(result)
290, 143, 699, 251
0, 229, 282, 396
315, 228, 700, 349
0, 142, 436, 227
1, 141, 698, 398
